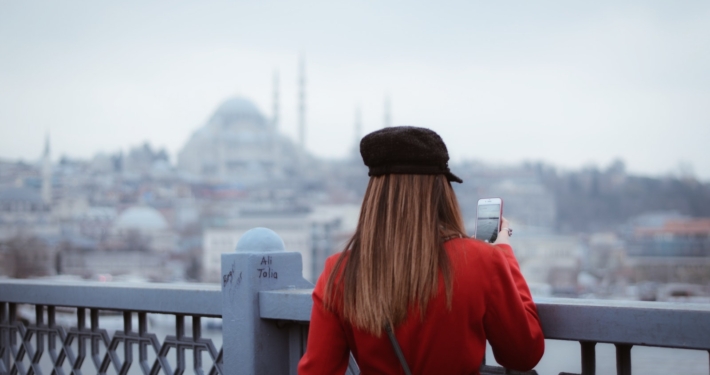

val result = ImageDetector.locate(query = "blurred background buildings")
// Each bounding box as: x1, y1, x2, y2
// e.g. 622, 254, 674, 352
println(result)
1, 72, 709, 303
0, 71, 369, 285
1, 1, 709, 303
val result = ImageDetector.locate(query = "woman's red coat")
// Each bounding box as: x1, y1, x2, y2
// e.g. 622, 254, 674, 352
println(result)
298, 238, 545, 375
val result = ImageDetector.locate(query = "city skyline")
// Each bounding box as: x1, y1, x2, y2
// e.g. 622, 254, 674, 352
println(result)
1, 1, 709, 180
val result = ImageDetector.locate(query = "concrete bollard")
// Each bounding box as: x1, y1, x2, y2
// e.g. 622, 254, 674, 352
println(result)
221, 227, 313, 374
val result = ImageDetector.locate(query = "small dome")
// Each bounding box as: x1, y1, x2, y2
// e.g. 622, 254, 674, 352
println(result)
114, 206, 169, 231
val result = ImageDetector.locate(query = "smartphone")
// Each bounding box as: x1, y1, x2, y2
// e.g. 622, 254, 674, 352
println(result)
475, 198, 503, 243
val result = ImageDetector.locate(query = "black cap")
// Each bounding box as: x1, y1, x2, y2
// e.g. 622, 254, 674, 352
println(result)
360, 126, 463, 183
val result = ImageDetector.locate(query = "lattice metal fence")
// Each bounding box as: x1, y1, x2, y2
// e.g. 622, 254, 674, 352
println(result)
0, 302, 223, 375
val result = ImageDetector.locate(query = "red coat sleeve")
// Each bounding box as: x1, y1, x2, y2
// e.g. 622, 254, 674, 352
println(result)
298, 257, 350, 375
482, 244, 545, 371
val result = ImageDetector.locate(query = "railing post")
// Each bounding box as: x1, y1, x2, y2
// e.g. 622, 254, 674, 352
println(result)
615, 344, 632, 375
1, 302, 8, 374
221, 227, 312, 375
580, 341, 596, 375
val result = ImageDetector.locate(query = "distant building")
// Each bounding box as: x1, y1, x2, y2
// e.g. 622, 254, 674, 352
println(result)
202, 205, 358, 283
203, 216, 312, 283
53, 196, 90, 221
73, 207, 116, 240
577, 232, 628, 296
628, 218, 710, 257
123, 143, 172, 178
0, 160, 37, 188
0, 187, 57, 240
626, 217, 710, 284
108, 205, 177, 253
177, 97, 303, 185
512, 231, 582, 296
59, 251, 171, 281
41, 134, 52, 205
55, 205, 179, 280
488, 179, 556, 230
453, 165, 557, 233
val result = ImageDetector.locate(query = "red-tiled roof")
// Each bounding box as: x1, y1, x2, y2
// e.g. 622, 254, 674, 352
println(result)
636, 219, 710, 236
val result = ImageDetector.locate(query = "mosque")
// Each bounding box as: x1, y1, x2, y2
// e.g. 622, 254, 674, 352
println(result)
177, 97, 306, 185
177, 65, 310, 186
177, 62, 392, 186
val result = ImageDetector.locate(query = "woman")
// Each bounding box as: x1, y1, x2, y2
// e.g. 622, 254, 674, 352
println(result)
299, 126, 544, 374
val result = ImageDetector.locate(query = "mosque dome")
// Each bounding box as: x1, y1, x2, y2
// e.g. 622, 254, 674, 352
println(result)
114, 206, 169, 231
177, 94, 301, 184
214, 97, 261, 117
209, 97, 266, 125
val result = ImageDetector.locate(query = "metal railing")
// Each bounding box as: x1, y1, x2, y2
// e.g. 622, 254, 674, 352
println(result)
261, 289, 710, 375
0, 281, 223, 374
2, 227, 710, 375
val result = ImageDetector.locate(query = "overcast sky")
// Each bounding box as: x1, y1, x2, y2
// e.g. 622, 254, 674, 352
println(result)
1, 1, 709, 179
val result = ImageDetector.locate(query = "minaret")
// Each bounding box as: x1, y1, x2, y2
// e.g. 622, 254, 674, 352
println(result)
352, 105, 362, 159
355, 105, 362, 142
298, 56, 306, 153
384, 94, 392, 128
41, 133, 52, 206
272, 70, 281, 177
273, 70, 280, 131
217, 135, 227, 181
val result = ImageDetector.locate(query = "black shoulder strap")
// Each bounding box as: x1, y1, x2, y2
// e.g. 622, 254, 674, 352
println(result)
385, 323, 412, 375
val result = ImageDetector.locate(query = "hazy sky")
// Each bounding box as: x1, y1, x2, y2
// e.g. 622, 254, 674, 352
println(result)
1, 1, 709, 179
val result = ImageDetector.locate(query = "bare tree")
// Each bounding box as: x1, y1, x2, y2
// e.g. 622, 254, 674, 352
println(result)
0, 234, 54, 278
122, 229, 151, 252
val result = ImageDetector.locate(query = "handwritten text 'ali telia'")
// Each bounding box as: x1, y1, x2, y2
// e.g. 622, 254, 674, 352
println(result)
257, 256, 277, 279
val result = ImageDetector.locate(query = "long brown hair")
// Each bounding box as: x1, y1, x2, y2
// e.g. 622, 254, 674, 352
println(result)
324, 174, 466, 335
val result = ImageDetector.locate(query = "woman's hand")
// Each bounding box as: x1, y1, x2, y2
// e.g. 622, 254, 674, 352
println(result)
493, 217, 511, 245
